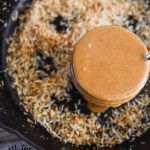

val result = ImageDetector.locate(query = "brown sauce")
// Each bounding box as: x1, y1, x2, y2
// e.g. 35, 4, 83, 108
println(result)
72, 26, 149, 112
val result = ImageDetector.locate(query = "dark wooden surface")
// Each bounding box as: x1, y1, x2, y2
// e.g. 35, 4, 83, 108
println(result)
0, 128, 36, 150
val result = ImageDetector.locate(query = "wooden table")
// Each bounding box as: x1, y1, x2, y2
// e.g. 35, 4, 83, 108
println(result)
0, 128, 36, 150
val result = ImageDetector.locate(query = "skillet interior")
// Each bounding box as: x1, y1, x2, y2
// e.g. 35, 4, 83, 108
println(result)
0, 0, 150, 150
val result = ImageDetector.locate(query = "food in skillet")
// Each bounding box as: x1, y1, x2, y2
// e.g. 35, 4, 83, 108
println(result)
7, 0, 150, 147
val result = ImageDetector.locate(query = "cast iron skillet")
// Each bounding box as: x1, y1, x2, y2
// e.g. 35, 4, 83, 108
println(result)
0, 0, 150, 149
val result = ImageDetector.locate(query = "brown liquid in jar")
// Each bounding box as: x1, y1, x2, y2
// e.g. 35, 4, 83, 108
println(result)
72, 26, 150, 112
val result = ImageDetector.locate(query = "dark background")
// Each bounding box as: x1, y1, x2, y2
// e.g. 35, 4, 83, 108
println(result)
0, 128, 36, 150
